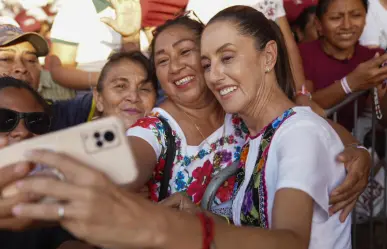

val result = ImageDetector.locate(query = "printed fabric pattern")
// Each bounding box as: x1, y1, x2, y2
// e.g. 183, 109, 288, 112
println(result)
130, 109, 249, 210
234, 108, 295, 227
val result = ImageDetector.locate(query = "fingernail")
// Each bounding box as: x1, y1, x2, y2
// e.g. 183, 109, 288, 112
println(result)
16, 181, 24, 188
12, 205, 22, 215
14, 164, 28, 174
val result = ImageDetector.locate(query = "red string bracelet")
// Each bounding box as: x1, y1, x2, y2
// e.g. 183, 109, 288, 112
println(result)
197, 212, 215, 249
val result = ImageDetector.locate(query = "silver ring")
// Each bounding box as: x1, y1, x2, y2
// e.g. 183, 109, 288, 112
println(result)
58, 206, 65, 219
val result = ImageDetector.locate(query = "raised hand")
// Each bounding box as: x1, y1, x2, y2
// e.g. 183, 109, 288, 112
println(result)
100, 0, 142, 37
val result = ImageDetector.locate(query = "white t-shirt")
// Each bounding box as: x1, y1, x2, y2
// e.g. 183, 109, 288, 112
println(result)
127, 107, 248, 214
359, 0, 387, 49
232, 107, 351, 249
186, 0, 286, 24
50, 0, 149, 72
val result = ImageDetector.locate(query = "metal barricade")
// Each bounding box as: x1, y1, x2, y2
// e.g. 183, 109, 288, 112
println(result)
201, 90, 386, 249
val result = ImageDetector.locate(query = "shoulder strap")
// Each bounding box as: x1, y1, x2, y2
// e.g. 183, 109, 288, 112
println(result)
157, 116, 176, 201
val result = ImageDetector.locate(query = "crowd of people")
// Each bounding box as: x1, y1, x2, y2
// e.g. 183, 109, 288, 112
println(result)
0, 0, 386, 248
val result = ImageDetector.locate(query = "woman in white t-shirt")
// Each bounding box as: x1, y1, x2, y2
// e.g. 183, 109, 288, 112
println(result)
199, 6, 350, 248
127, 14, 368, 216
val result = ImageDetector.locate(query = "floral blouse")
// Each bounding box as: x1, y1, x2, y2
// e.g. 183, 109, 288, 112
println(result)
127, 107, 249, 213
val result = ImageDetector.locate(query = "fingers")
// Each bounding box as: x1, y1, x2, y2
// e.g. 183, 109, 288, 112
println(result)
12, 202, 78, 221
336, 147, 356, 163
332, 170, 361, 197
329, 193, 358, 216
15, 177, 90, 202
0, 193, 33, 217
24, 150, 106, 186
158, 193, 184, 208
100, 17, 114, 28
0, 163, 31, 188
370, 53, 387, 68
0, 217, 34, 231
339, 200, 356, 223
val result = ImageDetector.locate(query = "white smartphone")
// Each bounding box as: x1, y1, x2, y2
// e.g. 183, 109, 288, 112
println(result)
0, 116, 138, 185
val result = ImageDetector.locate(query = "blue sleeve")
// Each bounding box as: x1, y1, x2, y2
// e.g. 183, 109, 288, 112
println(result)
49, 92, 93, 131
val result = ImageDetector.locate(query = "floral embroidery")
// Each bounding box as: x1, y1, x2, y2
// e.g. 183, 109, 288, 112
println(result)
216, 175, 236, 203
130, 109, 249, 210
187, 160, 214, 203
235, 108, 295, 227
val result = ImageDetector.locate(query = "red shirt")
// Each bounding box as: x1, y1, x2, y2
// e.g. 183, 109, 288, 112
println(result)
141, 0, 188, 28
299, 39, 384, 130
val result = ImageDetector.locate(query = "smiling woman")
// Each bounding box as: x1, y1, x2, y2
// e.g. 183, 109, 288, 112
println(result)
93, 51, 158, 129
298, 0, 387, 131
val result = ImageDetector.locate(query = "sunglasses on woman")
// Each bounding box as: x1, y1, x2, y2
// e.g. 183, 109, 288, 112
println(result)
0, 108, 51, 135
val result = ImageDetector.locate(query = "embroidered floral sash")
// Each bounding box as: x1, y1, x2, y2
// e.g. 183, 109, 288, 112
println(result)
235, 108, 295, 227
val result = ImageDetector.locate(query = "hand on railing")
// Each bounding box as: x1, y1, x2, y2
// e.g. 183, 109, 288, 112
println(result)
346, 53, 387, 92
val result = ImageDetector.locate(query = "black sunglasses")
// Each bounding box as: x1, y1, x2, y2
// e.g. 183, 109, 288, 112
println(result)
0, 108, 52, 135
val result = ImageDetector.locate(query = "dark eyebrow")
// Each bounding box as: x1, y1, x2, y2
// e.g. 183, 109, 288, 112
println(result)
201, 43, 234, 60
155, 38, 196, 56
112, 77, 130, 83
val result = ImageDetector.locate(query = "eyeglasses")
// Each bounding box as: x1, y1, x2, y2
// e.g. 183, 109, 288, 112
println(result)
0, 108, 51, 135
152, 10, 204, 36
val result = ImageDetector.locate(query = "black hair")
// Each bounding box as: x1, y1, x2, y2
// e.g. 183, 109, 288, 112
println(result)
96, 51, 158, 96
149, 16, 204, 74
294, 6, 317, 32
0, 76, 51, 115
316, 0, 368, 19
207, 6, 295, 99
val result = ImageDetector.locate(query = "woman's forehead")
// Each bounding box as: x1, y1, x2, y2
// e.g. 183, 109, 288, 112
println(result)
0, 88, 43, 112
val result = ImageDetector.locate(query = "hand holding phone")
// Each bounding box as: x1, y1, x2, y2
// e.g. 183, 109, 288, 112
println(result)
0, 116, 138, 185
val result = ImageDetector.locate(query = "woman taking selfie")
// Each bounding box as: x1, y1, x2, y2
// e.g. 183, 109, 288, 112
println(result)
5, 7, 369, 249
0, 77, 74, 249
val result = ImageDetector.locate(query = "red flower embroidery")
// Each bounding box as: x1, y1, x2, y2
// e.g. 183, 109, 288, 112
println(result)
186, 160, 213, 203
131, 117, 160, 129
216, 175, 236, 202
154, 158, 166, 181
232, 116, 241, 125
148, 181, 158, 202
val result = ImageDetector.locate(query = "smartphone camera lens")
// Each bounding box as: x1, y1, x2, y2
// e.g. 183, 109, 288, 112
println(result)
96, 141, 103, 147
94, 132, 100, 138
104, 131, 115, 142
